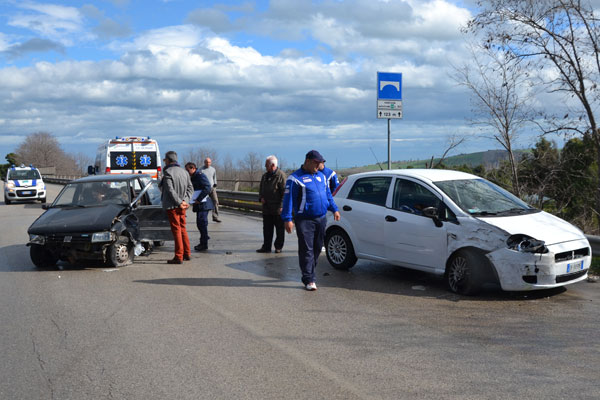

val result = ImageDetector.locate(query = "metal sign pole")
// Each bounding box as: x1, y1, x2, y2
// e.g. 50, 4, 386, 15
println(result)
387, 118, 391, 170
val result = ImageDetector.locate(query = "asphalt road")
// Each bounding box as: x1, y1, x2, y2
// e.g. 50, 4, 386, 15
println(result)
1, 183, 599, 399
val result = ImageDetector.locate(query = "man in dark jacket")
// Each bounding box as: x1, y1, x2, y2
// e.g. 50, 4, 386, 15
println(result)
257, 155, 287, 253
185, 162, 213, 252
159, 151, 194, 264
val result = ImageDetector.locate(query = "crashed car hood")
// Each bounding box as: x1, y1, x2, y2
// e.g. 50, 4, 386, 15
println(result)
28, 204, 127, 235
479, 211, 586, 246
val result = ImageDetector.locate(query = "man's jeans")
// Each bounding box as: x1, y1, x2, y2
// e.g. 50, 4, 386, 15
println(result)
295, 216, 327, 285
195, 210, 209, 246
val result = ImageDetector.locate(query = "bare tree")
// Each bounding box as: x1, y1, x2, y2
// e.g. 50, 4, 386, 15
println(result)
427, 135, 467, 169
452, 44, 535, 196
182, 147, 219, 169
468, 0, 600, 221
73, 152, 94, 175
238, 151, 263, 190
15, 132, 79, 175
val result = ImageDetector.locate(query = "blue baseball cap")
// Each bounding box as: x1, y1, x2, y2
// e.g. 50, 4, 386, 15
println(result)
305, 150, 326, 163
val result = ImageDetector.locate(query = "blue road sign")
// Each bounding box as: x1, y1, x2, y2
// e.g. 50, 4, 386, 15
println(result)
377, 72, 402, 100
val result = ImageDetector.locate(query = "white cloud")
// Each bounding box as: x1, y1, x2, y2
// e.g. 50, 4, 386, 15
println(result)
9, 1, 83, 44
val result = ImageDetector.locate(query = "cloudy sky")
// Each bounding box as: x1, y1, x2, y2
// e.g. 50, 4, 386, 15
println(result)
0, 0, 559, 168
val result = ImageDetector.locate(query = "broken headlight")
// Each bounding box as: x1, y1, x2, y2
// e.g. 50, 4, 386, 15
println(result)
507, 234, 548, 253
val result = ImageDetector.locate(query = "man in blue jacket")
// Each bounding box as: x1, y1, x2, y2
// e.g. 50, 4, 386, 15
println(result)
320, 163, 340, 193
282, 150, 340, 291
185, 162, 214, 252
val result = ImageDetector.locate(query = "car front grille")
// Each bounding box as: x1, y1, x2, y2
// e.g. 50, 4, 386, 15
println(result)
555, 269, 587, 283
16, 189, 37, 197
555, 247, 590, 262
46, 234, 93, 245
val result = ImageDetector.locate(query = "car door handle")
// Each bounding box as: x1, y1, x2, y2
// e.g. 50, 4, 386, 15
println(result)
385, 215, 397, 222
343, 205, 352, 211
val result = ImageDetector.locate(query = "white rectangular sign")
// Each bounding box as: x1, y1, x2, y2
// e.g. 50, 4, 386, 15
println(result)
377, 100, 403, 119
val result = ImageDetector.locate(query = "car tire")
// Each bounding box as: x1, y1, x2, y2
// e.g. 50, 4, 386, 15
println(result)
445, 249, 484, 295
153, 241, 164, 247
325, 229, 357, 270
107, 236, 134, 267
40, 197, 46, 203
30, 244, 58, 268
4, 196, 11, 205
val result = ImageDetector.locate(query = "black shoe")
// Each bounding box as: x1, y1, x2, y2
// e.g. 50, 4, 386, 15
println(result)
274, 249, 282, 253
256, 247, 271, 253
194, 244, 208, 252
183, 254, 191, 261
213, 218, 222, 223
167, 258, 183, 264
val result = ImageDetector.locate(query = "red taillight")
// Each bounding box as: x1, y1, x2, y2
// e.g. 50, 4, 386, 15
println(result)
332, 177, 346, 196
157, 166, 162, 172
105, 167, 111, 174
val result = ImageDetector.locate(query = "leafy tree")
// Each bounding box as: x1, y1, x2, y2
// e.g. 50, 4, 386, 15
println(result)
520, 138, 560, 208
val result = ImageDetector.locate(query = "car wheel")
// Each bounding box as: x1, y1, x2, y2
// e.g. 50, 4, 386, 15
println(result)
4, 196, 11, 205
446, 250, 484, 295
40, 197, 46, 203
30, 244, 58, 268
153, 241, 164, 247
107, 236, 134, 267
325, 229, 357, 270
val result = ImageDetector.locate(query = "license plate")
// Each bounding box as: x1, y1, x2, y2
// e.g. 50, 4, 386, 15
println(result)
21, 191, 31, 195
64, 236, 72, 243
567, 260, 583, 273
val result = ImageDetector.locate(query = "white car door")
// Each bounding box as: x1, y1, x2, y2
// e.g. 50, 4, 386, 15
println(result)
384, 178, 447, 271
341, 176, 392, 258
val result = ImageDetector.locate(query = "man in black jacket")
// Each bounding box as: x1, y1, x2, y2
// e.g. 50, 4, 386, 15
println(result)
257, 155, 287, 253
185, 162, 214, 252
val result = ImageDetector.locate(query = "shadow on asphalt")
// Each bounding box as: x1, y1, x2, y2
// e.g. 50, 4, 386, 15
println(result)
132, 252, 569, 302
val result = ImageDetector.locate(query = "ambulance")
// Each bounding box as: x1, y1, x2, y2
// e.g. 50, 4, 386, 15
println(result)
91, 137, 162, 179
4, 164, 46, 204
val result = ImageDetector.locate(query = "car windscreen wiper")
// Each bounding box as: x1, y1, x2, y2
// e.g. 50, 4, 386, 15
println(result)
470, 210, 498, 216
53, 203, 86, 208
497, 207, 537, 216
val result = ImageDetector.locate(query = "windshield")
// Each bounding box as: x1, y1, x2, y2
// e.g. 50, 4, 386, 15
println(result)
434, 178, 537, 216
8, 169, 41, 180
53, 180, 131, 207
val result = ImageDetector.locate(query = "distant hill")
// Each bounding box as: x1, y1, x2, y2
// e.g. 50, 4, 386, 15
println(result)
339, 149, 528, 176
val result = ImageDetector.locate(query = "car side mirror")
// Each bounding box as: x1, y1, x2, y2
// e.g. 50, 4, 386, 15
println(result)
87, 165, 96, 175
422, 207, 443, 227
42, 204, 50, 210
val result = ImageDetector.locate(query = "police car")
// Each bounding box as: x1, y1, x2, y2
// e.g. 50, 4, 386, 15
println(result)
4, 165, 46, 204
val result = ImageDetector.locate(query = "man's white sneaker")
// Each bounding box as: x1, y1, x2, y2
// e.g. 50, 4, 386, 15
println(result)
305, 282, 317, 291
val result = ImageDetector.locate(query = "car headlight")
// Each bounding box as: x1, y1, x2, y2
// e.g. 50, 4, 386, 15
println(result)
29, 234, 46, 245
91, 231, 115, 242
6, 182, 15, 189
507, 234, 547, 253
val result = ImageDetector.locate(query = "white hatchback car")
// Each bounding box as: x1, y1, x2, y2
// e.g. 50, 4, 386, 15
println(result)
325, 169, 591, 295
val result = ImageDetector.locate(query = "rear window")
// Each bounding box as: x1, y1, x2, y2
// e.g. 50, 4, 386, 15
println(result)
347, 177, 391, 206
110, 151, 158, 170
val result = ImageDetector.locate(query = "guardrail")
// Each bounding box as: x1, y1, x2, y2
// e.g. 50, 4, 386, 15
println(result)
40, 176, 600, 256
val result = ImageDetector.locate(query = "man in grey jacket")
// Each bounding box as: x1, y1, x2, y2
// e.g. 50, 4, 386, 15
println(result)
159, 151, 194, 264
201, 157, 221, 222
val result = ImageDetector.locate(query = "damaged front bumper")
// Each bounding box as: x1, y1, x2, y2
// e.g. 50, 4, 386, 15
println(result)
487, 238, 591, 291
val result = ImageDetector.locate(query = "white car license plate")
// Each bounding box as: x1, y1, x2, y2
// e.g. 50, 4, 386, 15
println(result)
567, 260, 583, 273
21, 191, 31, 195
64, 236, 72, 243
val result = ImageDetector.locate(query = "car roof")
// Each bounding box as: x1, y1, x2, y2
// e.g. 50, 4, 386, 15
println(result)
348, 169, 480, 183
72, 174, 152, 183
